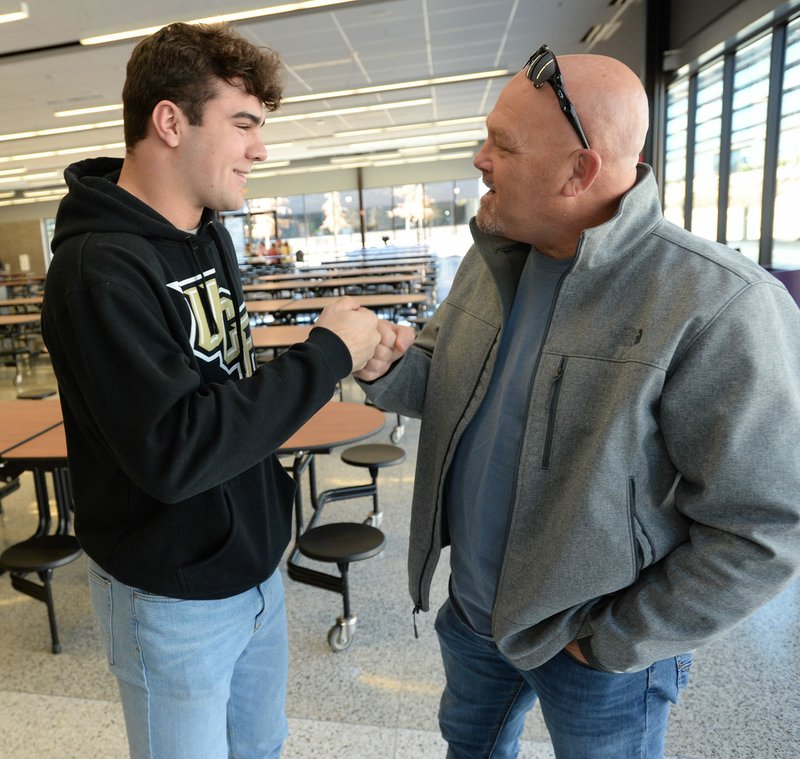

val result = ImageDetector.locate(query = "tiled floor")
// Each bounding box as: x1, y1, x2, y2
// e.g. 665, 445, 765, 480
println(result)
0, 356, 798, 758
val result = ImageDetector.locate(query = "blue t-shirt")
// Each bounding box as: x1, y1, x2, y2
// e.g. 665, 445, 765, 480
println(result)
445, 249, 572, 635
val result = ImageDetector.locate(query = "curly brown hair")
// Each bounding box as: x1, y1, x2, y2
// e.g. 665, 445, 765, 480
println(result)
122, 22, 283, 148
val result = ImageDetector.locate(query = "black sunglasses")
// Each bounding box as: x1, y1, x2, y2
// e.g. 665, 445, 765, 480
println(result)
523, 44, 591, 150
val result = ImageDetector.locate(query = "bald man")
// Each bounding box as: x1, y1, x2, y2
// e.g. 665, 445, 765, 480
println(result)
357, 45, 800, 758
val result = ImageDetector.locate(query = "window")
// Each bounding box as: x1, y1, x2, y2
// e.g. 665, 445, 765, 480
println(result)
392, 184, 426, 246
276, 195, 307, 246
726, 33, 772, 261
424, 181, 456, 228
454, 178, 482, 225
302, 190, 360, 256
774, 17, 800, 268
663, 7, 800, 269
663, 78, 690, 228
690, 61, 725, 241
243, 177, 480, 257
363, 187, 395, 247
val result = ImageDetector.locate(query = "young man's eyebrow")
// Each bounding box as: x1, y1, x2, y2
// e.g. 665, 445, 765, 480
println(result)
233, 111, 265, 127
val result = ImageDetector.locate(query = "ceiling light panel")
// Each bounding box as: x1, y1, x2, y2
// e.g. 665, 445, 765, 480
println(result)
79, 0, 364, 45
0, 2, 28, 25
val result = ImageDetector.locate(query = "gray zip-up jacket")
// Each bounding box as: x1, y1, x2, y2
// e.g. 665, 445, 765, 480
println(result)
362, 165, 800, 674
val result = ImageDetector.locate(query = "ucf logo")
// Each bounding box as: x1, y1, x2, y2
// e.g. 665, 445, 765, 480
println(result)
177, 273, 255, 378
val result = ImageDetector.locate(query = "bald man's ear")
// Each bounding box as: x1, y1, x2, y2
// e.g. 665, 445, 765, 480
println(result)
150, 100, 184, 148
562, 150, 602, 197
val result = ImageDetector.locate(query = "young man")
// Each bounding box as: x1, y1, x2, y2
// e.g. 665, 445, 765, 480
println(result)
42, 22, 380, 759
357, 47, 800, 757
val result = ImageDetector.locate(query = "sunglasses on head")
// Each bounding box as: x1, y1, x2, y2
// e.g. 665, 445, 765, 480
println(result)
523, 44, 591, 150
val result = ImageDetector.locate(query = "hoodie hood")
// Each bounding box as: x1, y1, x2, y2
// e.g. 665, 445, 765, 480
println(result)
52, 157, 203, 250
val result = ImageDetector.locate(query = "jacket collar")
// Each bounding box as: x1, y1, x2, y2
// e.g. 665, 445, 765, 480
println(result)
573, 164, 663, 271
470, 163, 663, 287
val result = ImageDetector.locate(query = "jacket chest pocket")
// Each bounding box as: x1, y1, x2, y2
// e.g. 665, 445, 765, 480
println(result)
628, 475, 656, 579
541, 356, 567, 470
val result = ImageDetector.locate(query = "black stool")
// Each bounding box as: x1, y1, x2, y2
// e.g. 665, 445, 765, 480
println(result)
0, 534, 83, 653
340, 444, 406, 526
291, 522, 385, 651
0, 465, 82, 653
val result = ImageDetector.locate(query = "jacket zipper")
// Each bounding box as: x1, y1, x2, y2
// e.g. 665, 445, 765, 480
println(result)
488, 245, 579, 624
412, 337, 498, 617
414, 239, 581, 621
541, 356, 566, 470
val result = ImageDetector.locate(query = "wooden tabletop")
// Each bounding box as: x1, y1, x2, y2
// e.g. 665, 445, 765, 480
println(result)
1, 423, 67, 463
278, 401, 385, 453
1, 401, 385, 461
0, 275, 45, 287
244, 273, 419, 294
0, 399, 63, 455
271, 292, 429, 314
255, 266, 422, 282
314, 257, 433, 269
244, 298, 294, 315
251, 325, 313, 350
0, 296, 44, 309
0, 313, 40, 327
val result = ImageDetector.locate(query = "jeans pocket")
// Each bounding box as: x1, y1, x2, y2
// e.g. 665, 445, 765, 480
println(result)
658, 653, 693, 705
87, 564, 114, 666
675, 652, 693, 693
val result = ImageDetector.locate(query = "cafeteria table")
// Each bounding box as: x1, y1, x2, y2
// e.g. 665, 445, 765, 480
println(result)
0, 408, 80, 653
278, 401, 385, 518
0, 397, 62, 517
251, 324, 313, 359
2, 424, 72, 535
0, 399, 62, 455
0, 312, 40, 330
270, 292, 429, 322
243, 298, 293, 320
243, 272, 420, 297
255, 265, 422, 282
0, 296, 44, 312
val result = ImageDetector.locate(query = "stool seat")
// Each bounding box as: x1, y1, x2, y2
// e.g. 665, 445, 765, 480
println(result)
16, 388, 57, 400
298, 523, 384, 563
1, 534, 83, 573
341, 443, 406, 469
1, 534, 83, 653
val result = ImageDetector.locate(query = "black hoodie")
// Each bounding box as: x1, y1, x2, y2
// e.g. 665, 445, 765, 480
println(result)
42, 157, 352, 599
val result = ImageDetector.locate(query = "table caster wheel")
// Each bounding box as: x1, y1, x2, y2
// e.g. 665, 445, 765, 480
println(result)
328, 621, 354, 652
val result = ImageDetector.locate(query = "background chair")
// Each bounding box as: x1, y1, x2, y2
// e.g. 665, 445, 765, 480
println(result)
0, 465, 82, 653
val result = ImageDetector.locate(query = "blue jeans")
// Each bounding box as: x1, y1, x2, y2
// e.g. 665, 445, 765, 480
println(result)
88, 559, 288, 759
435, 599, 691, 759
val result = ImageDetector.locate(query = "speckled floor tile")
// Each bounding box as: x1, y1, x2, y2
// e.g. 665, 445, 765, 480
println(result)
282, 718, 397, 758
0, 690, 128, 759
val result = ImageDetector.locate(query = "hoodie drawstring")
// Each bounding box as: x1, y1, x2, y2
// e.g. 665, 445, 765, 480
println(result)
207, 222, 250, 379
186, 235, 219, 338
